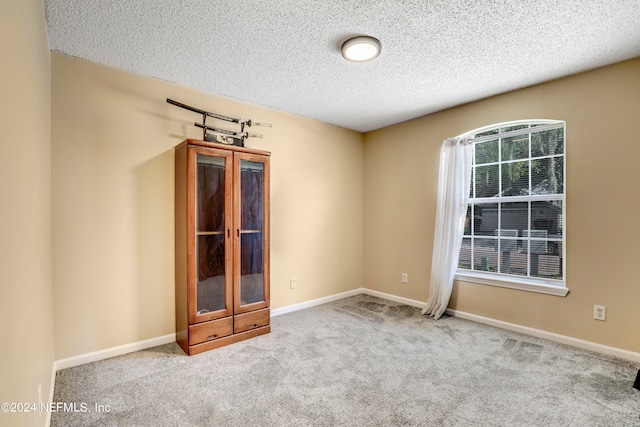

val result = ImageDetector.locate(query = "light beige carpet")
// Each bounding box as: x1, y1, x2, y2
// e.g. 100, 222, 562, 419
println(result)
52, 295, 640, 426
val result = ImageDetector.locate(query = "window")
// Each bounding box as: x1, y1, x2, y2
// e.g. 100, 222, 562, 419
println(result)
456, 120, 567, 296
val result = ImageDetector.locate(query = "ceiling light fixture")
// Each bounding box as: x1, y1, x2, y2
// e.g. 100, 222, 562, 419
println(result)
341, 36, 381, 62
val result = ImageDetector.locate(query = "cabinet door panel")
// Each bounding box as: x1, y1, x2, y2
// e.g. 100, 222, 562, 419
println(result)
188, 147, 233, 323
234, 153, 270, 313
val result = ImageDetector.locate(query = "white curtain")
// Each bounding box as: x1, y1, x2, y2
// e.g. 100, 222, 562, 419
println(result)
422, 137, 473, 319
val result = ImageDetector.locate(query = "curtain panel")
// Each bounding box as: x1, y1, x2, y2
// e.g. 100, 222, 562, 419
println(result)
422, 137, 473, 319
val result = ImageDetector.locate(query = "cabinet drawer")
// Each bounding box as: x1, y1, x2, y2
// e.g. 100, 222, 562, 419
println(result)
189, 317, 233, 346
234, 308, 270, 333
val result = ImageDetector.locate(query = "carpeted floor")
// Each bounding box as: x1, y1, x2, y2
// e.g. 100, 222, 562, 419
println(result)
52, 295, 640, 426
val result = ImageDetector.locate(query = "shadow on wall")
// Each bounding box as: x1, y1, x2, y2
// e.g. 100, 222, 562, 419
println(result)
134, 149, 175, 338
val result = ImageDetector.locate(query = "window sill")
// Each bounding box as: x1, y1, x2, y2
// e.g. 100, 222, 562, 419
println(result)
454, 271, 569, 297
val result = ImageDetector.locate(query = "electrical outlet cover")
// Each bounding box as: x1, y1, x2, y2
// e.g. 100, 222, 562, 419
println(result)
594, 305, 606, 321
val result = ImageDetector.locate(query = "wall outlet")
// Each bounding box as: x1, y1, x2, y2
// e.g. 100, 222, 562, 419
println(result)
290, 278, 297, 289
401, 273, 408, 283
594, 305, 606, 321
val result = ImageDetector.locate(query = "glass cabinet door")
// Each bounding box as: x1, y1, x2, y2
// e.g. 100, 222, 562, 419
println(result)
234, 153, 270, 313
190, 148, 233, 322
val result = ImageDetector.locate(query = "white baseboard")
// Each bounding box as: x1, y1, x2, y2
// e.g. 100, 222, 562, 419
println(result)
50, 288, 640, 383
54, 333, 176, 371
272, 287, 640, 363
445, 308, 640, 364
54, 290, 367, 373
270, 287, 426, 316
46, 363, 56, 427
360, 288, 426, 308
271, 288, 363, 316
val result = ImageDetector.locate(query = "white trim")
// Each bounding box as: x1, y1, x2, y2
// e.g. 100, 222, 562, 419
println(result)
462, 119, 567, 289
271, 288, 427, 316
460, 119, 564, 142
468, 122, 564, 144
272, 288, 639, 363
49, 287, 639, 383
471, 194, 565, 204
270, 288, 363, 316
455, 272, 569, 296
445, 308, 640, 363
54, 333, 176, 371
46, 364, 56, 427
360, 288, 426, 309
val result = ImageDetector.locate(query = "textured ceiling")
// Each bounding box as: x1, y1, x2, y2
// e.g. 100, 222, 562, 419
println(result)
45, 1, 640, 132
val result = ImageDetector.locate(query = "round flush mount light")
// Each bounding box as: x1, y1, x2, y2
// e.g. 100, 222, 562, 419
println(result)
341, 36, 381, 62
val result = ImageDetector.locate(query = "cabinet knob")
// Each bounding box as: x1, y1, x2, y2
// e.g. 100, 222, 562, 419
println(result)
207, 334, 218, 340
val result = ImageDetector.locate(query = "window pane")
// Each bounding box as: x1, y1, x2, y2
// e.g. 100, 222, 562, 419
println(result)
501, 124, 529, 133
473, 203, 498, 236
458, 238, 472, 270
463, 205, 472, 235
473, 238, 497, 272
475, 139, 498, 165
501, 160, 529, 196
531, 128, 564, 158
523, 230, 548, 254
476, 128, 499, 138
531, 200, 563, 238
530, 242, 563, 280
501, 135, 529, 161
500, 202, 528, 235
474, 164, 499, 198
497, 231, 517, 267
531, 157, 564, 195
500, 248, 528, 277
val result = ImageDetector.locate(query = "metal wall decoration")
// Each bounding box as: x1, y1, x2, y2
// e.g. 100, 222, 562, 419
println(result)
167, 98, 271, 147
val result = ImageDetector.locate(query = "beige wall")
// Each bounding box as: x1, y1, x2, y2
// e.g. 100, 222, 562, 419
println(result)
364, 58, 640, 353
49, 34, 639, 360
0, 0, 55, 425
51, 53, 363, 360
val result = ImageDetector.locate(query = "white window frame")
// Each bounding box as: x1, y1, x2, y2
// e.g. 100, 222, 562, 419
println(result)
454, 120, 568, 297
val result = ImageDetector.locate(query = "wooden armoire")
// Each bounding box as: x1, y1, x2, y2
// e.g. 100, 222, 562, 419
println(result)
174, 139, 270, 355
